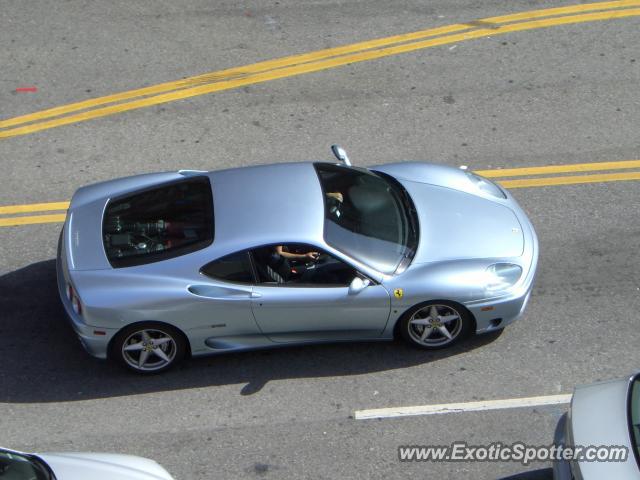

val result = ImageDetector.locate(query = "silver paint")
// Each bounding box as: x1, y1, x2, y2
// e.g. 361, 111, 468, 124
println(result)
56, 161, 538, 364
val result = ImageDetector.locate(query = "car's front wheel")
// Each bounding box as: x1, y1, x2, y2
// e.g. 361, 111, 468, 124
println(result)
400, 301, 472, 350
111, 323, 187, 374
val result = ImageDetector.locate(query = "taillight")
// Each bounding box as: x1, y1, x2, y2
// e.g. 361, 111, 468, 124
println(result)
71, 295, 82, 316
67, 283, 83, 316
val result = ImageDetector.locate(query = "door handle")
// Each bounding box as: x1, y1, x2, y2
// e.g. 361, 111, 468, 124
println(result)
250, 291, 262, 299
188, 285, 252, 300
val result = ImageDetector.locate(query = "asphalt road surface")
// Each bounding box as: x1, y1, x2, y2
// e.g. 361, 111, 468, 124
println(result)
1, 1, 640, 478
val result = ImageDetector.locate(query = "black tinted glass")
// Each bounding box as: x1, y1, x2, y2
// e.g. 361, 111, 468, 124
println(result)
252, 244, 356, 286
201, 252, 254, 283
0, 450, 50, 480
103, 177, 214, 267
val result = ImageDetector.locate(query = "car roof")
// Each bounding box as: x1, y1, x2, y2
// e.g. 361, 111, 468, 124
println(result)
207, 162, 327, 253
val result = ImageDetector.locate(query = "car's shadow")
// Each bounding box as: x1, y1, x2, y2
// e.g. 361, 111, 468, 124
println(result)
0, 260, 502, 403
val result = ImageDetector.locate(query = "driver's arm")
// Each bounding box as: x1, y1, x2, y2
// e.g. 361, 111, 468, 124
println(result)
326, 192, 343, 202
275, 245, 318, 261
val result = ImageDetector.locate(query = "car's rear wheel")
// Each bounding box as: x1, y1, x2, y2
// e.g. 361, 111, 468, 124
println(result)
400, 301, 472, 350
111, 323, 186, 374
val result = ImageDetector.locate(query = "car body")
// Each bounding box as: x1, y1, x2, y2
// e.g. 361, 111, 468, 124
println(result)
0, 447, 174, 480
553, 372, 640, 479
56, 151, 538, 373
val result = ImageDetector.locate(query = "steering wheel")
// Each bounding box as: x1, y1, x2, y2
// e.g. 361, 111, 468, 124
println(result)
317, 252, 332, 264
305, 252, 329, 267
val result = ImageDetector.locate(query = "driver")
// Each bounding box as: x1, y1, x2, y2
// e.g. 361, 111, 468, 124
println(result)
270, 245, 345, 284
255, 245, 317, 284
273, 191, 343, 265
267, 191, 344, 283
275, 245, 319, 263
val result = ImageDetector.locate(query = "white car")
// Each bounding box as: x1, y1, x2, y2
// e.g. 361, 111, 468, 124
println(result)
0, 447, 174, 480
553, 372, 640, 479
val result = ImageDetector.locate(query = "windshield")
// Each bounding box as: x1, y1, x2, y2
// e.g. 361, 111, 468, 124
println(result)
0, 450, 52, 480
314, 163, 418, 274
630, 375, 640, 469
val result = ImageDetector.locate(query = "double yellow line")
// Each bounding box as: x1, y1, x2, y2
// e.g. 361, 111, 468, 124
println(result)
479, 159, 640, 188
2, 159, 640, 227
1, 0, 640, 139
0, 202, 68, 227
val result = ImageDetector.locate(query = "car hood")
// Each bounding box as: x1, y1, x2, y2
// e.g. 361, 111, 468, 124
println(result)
38, 452, 174, 480
398, 179, 524, 264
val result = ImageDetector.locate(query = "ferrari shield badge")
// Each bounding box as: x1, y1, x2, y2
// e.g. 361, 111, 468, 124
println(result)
394, 288, 404, 299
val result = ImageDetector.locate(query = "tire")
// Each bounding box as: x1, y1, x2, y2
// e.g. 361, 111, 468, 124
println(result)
399, 301, 473, 350
111, 322, 187, 374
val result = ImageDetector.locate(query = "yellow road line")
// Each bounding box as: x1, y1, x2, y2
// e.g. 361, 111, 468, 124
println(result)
477, 159, 640, 178
0, 213, 67, 227
2, 3, 640, 138
500, 171, 640, 188
483, 0, 640, 22
1, 0, 637, 131
0, 23, 473, 130
0, 201, 70, 215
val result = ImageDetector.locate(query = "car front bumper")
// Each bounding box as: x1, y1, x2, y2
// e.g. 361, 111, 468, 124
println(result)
465, 286, 532, 334
464, 191, 539, 335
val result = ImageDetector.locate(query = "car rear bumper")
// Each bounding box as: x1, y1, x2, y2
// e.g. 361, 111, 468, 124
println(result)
56, 230, 116, 360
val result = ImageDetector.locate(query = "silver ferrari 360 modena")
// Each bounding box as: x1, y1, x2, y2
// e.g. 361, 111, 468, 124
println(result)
56, 147, 538, 373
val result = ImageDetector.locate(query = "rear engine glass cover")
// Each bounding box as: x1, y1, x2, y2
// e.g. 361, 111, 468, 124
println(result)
103, 177, 214, 267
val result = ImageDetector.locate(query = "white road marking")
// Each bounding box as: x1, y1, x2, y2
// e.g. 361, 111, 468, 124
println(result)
354, 394, 572, 420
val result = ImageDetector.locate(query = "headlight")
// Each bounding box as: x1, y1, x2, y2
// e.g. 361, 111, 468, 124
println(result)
485, 263, 522, 292
466, 172, 507, 199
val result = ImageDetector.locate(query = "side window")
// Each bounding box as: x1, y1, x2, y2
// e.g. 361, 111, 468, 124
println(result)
251, 244, 358, 286
201, 251, 254, 284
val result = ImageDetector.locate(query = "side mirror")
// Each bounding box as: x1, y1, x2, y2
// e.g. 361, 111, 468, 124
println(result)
348, 276, 370, 295
331, 144, 351, 166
